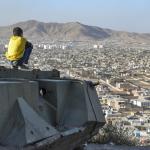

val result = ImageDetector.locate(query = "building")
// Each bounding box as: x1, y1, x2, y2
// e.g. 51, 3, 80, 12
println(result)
131, 98, 150, 108
101, 95, 128, 111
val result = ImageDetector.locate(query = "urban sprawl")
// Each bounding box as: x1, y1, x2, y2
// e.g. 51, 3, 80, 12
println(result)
0, 39, 150, 145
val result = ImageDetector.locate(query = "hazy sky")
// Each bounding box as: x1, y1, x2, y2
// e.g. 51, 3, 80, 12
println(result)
0, 0, 149, 33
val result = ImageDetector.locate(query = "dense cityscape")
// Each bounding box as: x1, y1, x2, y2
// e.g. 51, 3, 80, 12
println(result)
0, 39, 150, 146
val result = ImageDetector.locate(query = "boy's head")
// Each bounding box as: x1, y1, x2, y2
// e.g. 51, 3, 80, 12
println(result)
13, 27, 23, 36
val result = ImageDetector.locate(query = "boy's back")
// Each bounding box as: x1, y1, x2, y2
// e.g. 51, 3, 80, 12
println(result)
6, 35, 26, 61
5, 27, 33, 69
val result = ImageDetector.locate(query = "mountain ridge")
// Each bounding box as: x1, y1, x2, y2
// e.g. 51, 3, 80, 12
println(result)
0, 20, 150, 42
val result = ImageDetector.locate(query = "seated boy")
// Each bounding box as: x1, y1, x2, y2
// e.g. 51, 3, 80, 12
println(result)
5, 27, 33, 69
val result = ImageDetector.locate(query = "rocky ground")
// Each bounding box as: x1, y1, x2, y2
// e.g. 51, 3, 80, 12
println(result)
85, 144, 150, 150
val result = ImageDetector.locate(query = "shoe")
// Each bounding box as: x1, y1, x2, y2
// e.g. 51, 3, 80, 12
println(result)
11, 61, 18, 66
10, 61, 18, 69
11, 65, 18, 69
18, 64, 29, 69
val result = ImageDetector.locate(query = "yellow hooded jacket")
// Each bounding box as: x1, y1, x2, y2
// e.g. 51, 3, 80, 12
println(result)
5, 36, 26, 61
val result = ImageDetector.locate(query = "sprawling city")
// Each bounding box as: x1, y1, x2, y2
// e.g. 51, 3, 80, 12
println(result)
0, 38, 150, 146
0, 0, 150, 149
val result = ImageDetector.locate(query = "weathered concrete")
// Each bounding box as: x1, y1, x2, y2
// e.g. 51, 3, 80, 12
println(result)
0, 67, 105, 150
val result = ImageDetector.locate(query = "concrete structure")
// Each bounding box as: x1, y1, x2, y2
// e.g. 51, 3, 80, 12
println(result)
0, 67, 105, 150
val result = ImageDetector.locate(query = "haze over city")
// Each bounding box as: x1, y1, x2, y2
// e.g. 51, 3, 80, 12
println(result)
0, 0, 149, 33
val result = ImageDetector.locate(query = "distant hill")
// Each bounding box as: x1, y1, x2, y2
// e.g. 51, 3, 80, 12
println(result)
0, 20, 150, 43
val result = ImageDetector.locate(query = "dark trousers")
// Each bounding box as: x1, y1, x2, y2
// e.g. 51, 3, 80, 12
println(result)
10, 47, 32, 66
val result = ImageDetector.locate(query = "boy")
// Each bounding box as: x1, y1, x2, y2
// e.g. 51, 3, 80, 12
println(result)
5, 27, 33, 69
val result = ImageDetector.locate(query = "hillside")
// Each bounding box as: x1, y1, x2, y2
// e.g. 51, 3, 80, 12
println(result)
0, 20, 150, 43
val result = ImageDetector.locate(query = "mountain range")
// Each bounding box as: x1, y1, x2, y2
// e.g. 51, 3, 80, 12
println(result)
0, 20, 150, 43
